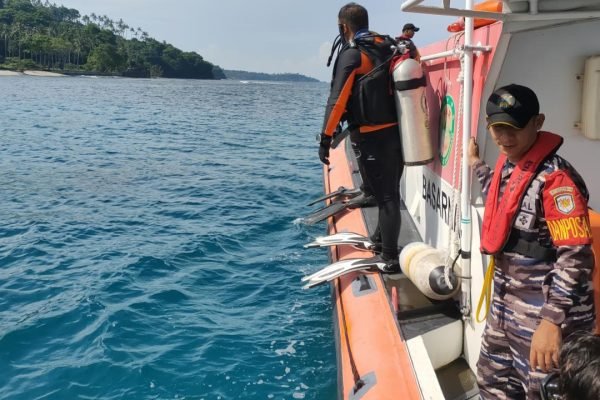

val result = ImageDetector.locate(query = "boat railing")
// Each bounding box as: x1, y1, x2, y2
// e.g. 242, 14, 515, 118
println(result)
401, 0, 600, 22
420, 44, 491, 62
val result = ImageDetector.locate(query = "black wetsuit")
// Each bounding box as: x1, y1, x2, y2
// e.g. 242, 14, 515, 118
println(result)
322, 32, 404, 261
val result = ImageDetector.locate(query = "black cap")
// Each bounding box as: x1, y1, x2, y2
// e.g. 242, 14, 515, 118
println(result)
486, 84, 540, 129
403, 23, 419, 32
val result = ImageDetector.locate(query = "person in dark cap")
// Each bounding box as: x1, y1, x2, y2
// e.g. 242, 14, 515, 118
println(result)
395, 23, 421, 61
468, 84, 595, 400
402, 22, 420, 34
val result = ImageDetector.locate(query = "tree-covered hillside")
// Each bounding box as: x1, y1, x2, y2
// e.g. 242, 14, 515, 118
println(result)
0, 0, 225, 79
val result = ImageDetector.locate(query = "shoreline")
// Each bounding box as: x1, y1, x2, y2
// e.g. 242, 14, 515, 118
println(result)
0, 69, 66, 77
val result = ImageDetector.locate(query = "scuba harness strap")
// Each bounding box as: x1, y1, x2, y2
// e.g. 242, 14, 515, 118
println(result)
354, 34, 400, 83
327, 34, 345, 67
350, 33, 399, 126
325, 32, 400, 127
326, 33, 400, 79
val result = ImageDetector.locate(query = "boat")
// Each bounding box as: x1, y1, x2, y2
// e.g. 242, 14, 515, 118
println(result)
306, 1, 600, 398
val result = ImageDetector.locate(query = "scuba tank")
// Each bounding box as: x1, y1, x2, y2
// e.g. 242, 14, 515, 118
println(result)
392, 58, 434, 165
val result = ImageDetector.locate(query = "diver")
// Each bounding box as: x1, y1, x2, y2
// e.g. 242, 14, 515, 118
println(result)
318, 2, 404, 272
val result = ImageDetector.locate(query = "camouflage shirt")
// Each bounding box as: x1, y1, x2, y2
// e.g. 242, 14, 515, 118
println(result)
474, 154, 595, 327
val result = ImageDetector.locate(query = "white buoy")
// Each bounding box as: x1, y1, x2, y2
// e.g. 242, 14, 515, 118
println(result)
399, 243, 460, 300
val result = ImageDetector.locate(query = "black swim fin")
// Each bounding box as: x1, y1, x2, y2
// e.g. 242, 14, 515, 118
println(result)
302, 201, 349, 225
345, 193, 377, 209
330, 128, 351, 149
306, 186, 361, 206
302, 193, 377, 225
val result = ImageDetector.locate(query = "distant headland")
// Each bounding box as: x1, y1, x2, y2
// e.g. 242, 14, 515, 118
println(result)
0, 1, 316, 82
223, 70, 320, 83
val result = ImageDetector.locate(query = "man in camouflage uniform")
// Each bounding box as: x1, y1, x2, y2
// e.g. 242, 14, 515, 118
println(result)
468, 84, 595, 400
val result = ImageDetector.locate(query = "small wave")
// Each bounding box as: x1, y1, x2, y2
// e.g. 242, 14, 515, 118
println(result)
0, 77, 335, 400
274, 340, 297, 356
149, 288, 190, 303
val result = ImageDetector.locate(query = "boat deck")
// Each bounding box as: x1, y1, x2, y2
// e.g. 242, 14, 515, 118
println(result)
346, 139, 480, 399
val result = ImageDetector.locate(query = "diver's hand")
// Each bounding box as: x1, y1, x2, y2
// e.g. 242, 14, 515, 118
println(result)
530, 319, 562, 373
468, 137, 481, 167
318, 133, 331, 165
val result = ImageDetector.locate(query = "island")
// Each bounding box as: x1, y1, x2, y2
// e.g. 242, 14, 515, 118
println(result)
223, 70, 320, 83
0, 0, 318, 82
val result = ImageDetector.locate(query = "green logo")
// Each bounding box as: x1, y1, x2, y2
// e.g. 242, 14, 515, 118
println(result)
439, 95, 455, 167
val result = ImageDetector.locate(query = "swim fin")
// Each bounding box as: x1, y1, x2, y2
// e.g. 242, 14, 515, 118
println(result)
302, 258, 385, 289
344, 192, 377, 209
330, 128, 351, 149
302, 193, 377, 225
304, 232, 375, 251
306, 186, 361, 206
302, 201, 348, 225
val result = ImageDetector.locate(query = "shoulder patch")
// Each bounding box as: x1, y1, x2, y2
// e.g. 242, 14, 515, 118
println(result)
543, 170, 592, 245
554, 193, 575, 215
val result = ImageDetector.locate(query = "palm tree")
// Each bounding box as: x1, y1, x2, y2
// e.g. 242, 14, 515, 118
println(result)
0, 23, 9, 58
116, 18, 126, 37
10, 21, 22, 58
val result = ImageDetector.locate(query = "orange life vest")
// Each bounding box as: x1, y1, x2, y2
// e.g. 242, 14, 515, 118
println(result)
480, 132, 563, 254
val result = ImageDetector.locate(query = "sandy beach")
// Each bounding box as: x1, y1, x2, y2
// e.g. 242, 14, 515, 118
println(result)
0, 70, 66, 77
24, 70, 66, 77
0, 70, 22, 76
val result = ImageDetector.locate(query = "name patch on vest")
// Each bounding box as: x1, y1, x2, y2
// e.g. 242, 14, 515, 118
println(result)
547, 217, 592, 245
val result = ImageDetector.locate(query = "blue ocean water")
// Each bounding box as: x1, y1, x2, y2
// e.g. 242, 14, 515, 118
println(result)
0, 76, 337, 400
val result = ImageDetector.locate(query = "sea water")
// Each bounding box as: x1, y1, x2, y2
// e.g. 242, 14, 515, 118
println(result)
0, 77, 337, 399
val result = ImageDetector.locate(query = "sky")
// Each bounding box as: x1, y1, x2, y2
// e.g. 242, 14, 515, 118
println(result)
55, 0, 455, 82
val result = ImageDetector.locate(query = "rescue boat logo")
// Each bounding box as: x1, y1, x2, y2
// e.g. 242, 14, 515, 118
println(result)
554, 193, 575, 214
439, 95, 455, 167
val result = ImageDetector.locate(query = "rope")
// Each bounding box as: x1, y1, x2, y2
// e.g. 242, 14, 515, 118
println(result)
452, 50, 465, 243
475, 256, 495, 323
443, 42, 465, 289
337, 278, 365, 394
